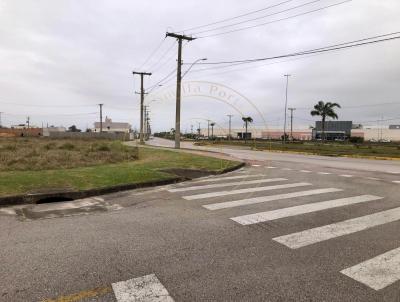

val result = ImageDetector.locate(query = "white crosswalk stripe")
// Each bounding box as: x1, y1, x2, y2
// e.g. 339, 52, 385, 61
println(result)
183, 183, 312, 200
230, 194, 378, 225
193, 174, 265, 183
204, 188, 342, 211
168, 178, 287, 193
112, 274, 174, 301
274, 198, 392, 249
341, 247, 400, 291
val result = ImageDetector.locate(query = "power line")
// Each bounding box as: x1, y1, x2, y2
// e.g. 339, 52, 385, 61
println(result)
0, 101, 97, 108
137, 38, 167, 70
197, 0, 352, 38
147, 40, 177, 72
146, 68, 177, 93
192, 0, 324, 36
191, 32, 400, 66
179, 0, 296, 33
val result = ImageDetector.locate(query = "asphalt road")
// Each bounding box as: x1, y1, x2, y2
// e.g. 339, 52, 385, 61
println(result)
1, 138, 400, 301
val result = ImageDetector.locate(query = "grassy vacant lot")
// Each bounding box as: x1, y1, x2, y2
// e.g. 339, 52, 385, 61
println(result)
0, 138, 238, 196
197, 140, 400, 159
0, 138, 138, 171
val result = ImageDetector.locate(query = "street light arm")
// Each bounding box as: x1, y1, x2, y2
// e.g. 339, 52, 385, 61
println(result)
182, 58, 207, 79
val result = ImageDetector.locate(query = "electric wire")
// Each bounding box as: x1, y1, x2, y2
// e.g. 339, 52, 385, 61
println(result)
197, 0, 352, 38
189, 32, 400, 66
191, 0, 324, 36
137, 38, 167, 70
178, 0, 297, 33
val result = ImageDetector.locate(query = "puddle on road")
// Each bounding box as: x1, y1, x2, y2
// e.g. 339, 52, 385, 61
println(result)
0, 197, 123, 220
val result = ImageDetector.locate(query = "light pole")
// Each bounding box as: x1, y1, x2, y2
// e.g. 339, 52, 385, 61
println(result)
283, 74, 291, 143
227, 114, 233, 141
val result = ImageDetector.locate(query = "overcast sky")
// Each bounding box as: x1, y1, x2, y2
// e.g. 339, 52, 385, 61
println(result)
0, 0, 399, 131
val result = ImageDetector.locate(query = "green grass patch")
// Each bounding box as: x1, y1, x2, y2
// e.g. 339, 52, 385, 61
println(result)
0, 147, 239, 197
0, 138, 138, 171
198, 140, 400, 159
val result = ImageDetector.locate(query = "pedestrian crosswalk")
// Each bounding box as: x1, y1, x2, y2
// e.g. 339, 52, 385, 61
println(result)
168, 178, 287, 193
183, 182, 312, 200
203, 188, 342, 210
168, 172, 400, 291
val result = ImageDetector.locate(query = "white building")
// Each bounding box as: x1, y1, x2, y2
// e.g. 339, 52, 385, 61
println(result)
42, 126, 67, 137
93, 117, 131, 133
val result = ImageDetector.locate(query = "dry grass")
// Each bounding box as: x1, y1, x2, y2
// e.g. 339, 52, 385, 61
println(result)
0, 138, 138, 171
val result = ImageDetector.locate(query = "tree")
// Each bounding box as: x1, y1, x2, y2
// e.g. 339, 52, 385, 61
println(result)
310, 101, 341, 141
68, 125, 81, 132
242, 116, 253, 144
210, 122, 216, 139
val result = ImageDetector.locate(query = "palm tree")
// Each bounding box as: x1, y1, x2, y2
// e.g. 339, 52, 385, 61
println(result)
242, 116, 253, 144
210, 122, 215, 139
310, 101, 341, 141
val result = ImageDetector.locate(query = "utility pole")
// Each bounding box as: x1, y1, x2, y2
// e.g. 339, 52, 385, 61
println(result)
283, 74, 291, 143
0, 112, 3, 128
26, 116, 30, 129
143, 105, 147, 139
132, 71, 152, 144
288, 108, 296, 140
197, 122, 201, 138
98, 104, 103, 133
207, 120, 210, 139
166, 32, 196, 149
227, 114, 233, 140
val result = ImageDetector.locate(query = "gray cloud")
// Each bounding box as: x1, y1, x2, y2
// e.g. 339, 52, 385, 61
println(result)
0, 0, 399, 131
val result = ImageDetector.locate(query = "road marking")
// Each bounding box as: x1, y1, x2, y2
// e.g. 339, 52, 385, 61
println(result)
267, 166, 277, 169
112, 274, 174, 302
231, 193, 376, 225
317, 172, 332, 175
204, 188, 342, 211
366, 177, 381, 181
393, 181, 400, 184
274, 197, 390, 249
341, 247, 400, 291
281, 168, 293, 171
252, 164, 261, 167
183, 183, 312, 200
42, 286, 112, 302
168, 178, 287, 193
300, 170, 312, 173
340, 174, 354, 178
193, 174, 265, 183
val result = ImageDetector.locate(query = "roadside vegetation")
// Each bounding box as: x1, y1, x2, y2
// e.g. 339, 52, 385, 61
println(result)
0, 138, 239, 196
0, 138, 138, 171
196, 139, 400, 159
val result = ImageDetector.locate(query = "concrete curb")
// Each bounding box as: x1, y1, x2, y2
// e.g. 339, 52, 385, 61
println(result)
0, 162, 245, 207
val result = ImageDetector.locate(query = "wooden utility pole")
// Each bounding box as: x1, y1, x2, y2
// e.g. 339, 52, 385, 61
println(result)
227, 114, 233, 140
166, 32, 195, 149
288, 108, 296, 140
0, 112, 3, 128
132, 71, 151, 144
98, 104, 103, 133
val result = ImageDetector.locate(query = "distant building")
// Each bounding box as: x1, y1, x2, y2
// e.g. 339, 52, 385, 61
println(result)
0, 127, 42, 137
389, 125, 400, 130
42, 126, 66, 137
93, 117, 131, 133
313, 121, 353, 140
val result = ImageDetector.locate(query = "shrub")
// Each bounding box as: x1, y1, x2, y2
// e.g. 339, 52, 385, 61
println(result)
349, 137, 364, 144
59, 142, 75, 150
96, 144, 111, 152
